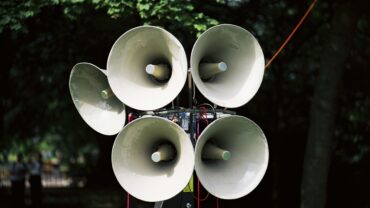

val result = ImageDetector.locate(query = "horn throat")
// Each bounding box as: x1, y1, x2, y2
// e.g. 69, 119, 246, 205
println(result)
151, 143, 176, 163
202, 142, 231, 161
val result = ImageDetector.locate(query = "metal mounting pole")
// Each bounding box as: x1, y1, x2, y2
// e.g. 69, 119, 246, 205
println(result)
187, 69, 193, 109
154, 201, 164, 208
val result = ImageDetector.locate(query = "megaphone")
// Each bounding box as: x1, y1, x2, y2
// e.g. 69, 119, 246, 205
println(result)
194, 115, 268, 199
69, 62, 126, 135
107, 26, 188, 111
190, 24, 265, 108
111, 116, 194, 202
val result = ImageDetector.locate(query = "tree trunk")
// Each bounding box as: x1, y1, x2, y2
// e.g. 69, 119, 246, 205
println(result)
300, 4, 355, 208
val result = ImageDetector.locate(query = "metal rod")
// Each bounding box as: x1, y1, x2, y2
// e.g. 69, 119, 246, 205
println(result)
151, 144, 175, 162
140, 108, 236, 117
146, 64, 170, 81
187, 70, 193, 109
199, 62, 227, 80
202, 143, 231, 161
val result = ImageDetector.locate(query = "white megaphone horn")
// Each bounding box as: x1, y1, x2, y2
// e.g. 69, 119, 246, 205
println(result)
111, 116, 194, 202
107, 26, 188, 111
195, 115, 269, 199
190, 24, 265, 108
69, 62, 126, 135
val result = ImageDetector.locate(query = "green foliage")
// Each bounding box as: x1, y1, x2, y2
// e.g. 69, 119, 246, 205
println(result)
91, 0, 135, 18
135, 0, 218, 36
0, 0, 47, 33
0, 0, 218, 37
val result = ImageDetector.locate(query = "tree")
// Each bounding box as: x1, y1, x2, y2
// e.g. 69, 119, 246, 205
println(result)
300, 3, 356, 208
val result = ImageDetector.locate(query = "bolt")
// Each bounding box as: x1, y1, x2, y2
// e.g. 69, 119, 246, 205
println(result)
186, 203, 192, 208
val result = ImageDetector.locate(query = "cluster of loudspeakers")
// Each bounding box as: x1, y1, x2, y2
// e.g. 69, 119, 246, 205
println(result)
69, 24, 268, 203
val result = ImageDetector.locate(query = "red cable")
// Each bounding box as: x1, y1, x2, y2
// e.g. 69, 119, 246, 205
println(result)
195, 115, 201, 208
199, 106, 209, 125
126, 114, 132, 208
216, 198, 219, 208
196, 117, 199, 139
128, 113, 134, 123
265, 0, 318, 69
197, 106, 209, 208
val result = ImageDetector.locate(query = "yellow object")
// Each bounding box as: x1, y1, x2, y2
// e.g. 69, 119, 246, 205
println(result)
183, 175, 193, 192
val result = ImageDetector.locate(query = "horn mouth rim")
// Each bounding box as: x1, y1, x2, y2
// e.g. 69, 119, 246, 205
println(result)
111, 116, 195, 202
194, 115, 269, 200
190, 24, 265, 108
107, 26, 188, 111
69, 62, 126, 135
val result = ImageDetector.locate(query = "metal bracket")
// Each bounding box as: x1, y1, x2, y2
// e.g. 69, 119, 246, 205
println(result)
154, 201, 164, 208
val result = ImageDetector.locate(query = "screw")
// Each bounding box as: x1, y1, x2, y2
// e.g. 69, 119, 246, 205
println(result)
186, 203, 192, 208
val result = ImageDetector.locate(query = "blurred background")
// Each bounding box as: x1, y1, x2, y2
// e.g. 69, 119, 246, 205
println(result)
1, 0, 369, 208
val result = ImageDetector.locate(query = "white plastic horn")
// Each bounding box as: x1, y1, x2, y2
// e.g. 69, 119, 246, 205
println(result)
107, 26, 188, 111
69, 62, 126, 135
190, 24, 265, 108
195, 115, 269, 199
111, 116, 194, 202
